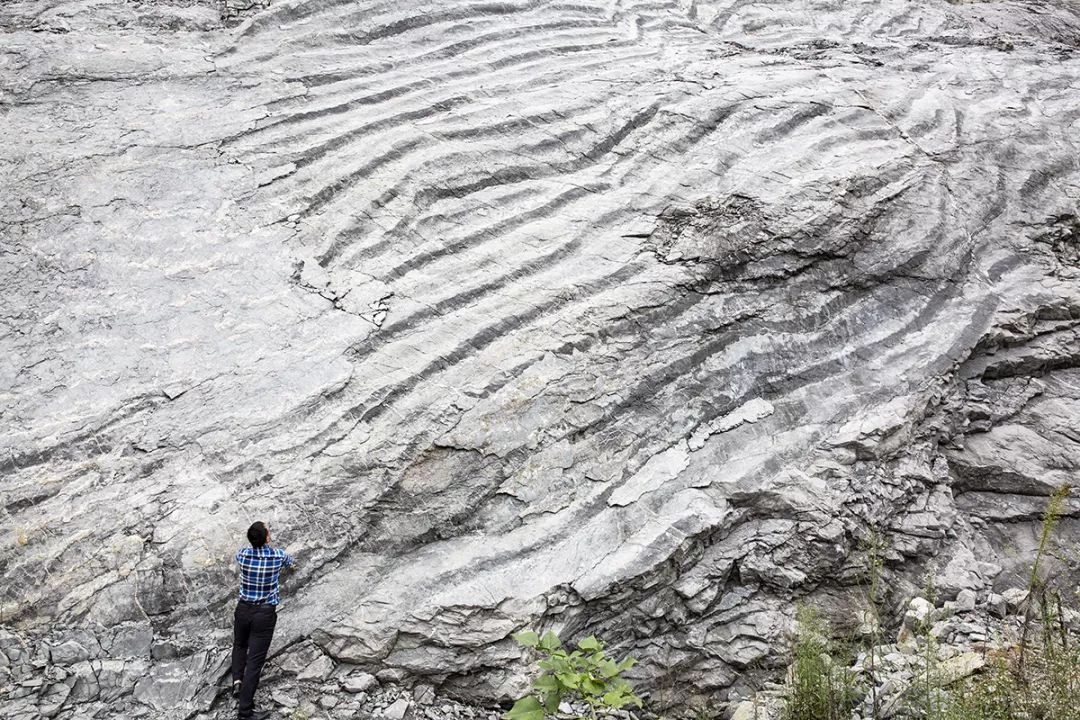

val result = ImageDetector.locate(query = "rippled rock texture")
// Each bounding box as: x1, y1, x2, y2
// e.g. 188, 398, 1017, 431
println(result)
3, 0, 1080, 716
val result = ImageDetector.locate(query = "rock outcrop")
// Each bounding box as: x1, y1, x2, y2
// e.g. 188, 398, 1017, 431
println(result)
2, 0, 1079, 718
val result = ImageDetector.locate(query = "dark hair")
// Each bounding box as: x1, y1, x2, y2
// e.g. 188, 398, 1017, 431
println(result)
247, 521, 268, 548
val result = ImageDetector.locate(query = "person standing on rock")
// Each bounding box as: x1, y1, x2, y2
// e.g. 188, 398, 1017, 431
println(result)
231, 521, 295, 720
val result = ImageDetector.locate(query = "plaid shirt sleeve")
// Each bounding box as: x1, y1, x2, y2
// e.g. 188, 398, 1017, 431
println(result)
279, 548, 295, 568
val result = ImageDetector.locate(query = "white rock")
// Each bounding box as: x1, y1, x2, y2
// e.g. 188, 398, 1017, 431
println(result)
383, 697, 412, 720
1002, 588, 1028, 613
342, 672, 378, 693
904, 597, 933, 629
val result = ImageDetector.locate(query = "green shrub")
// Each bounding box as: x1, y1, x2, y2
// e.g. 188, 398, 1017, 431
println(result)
505, 631, 642, 720
781, 606, 855, 720
773, 488, 1079, 720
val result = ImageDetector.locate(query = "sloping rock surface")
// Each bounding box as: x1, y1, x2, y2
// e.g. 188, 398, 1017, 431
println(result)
2, 0, 1080, 717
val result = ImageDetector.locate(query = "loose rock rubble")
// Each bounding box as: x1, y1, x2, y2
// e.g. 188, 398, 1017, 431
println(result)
729, 589, 1079, 720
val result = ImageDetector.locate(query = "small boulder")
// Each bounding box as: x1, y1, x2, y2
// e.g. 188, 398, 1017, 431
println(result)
955, 589, 977, 613
986, 592, 1007, 618
383, 697, 411, 720
904, 597, 933, 630
342, 672, 378, 693
297, 654, 335, 682
272, 691, 299, 708
1002, 588, 1027, 613
413, 684, 436, 705
940, 653, 986, 684
730, 696, 781, 720
377, 667, 408, 684
48, 639, 93, 666
277, 641, 325, 675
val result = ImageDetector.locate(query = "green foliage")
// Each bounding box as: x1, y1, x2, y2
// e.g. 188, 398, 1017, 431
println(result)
1019, 484, 1071, 677
943, 632, 1080, 720
910, 570, 948, 720
943, 654, 1018, 720
775, 489, 1079, 720
946, 486, 1079, 720
781, 606, 855, 720
860, 529, 887, 720
505, 631, 642, 720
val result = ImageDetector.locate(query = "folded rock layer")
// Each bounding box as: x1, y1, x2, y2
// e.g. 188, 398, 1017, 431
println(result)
2, 0, 1079, 716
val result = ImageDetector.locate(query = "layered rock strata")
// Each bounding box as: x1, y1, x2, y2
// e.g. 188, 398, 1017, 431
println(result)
2, 0, 1080, 718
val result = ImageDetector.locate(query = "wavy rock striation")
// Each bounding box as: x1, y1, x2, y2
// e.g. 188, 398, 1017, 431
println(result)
2, 0, 1080, 717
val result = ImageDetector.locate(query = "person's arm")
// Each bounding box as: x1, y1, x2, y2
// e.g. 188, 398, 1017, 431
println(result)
281, 549, 296, 572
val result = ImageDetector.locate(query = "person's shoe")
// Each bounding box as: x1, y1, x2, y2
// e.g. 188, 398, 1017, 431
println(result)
231, 680, 242, 698
238, 709, 271, 720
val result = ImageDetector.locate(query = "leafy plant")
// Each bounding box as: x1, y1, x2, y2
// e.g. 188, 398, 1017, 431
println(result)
1018, 484, 1070, 678
860, 529, 887, 720
772, 489, 1080, 720
782, 606, 855, 720
505, 630, 642, 720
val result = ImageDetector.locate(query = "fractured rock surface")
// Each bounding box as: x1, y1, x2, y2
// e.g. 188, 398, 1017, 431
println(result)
2, 0, 1080, 717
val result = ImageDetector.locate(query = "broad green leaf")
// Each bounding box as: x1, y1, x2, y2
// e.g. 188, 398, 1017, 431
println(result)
504, 697, 544, 720
539, 631, 562, 652
604, 689, 642, 709
577, 636, 601, 652
598, 659, 619, 678
533, 676, 560, 693
542, 692, 560, 713
603, 690, 628, 709
556, 673, 580, 690
582, 677, 605, 695
513, 631, 540, 649
545, 657, 571, 674
616, 657, 637, 672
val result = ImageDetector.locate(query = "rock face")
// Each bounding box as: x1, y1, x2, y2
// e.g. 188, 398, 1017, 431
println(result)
2, 0, 1080, 717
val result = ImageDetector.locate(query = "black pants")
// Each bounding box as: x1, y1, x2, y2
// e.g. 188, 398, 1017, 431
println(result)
231, 601, 277, 717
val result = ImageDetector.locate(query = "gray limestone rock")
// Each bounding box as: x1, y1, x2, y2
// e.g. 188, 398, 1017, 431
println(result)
108, 624, 153, 659
343, 673, 379, 694
384, 697, 413, 720
954, 589, 977, 614
297, 654, 336, 682
272, 690, 299, 709
47, 639, 94, 667
3, 0, 1080, 715
1002, 588, 1029, 613
131, 652, 215, 713
277, 641, 327, 676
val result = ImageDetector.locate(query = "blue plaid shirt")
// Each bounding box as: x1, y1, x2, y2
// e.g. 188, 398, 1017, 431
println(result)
236, 546, 294, 605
